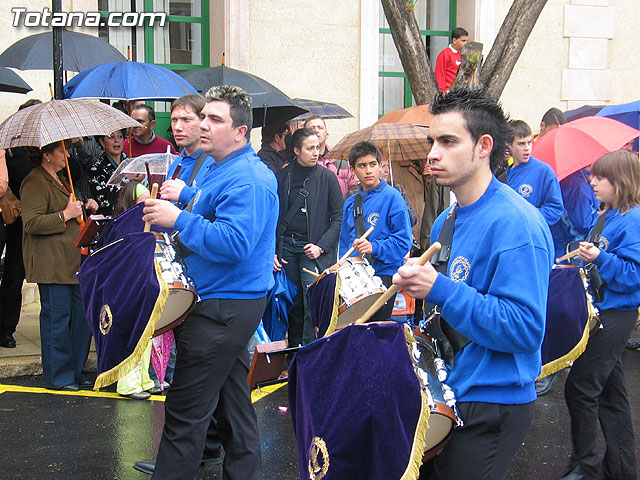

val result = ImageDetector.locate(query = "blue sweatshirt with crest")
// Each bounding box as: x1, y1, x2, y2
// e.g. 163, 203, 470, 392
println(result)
339, 180, 412, 276
506, 156, 564, 225
427, 177, 553, 404
173, 143, 278, 299
592, 207, 640, 311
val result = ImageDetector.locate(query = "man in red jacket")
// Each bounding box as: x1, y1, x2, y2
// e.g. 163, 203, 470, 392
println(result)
434, 27, 469, 93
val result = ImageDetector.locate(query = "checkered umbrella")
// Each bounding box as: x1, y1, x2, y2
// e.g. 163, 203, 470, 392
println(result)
328, 123, 430, 162
291, 98, 353, 120
0, 98, 141, 149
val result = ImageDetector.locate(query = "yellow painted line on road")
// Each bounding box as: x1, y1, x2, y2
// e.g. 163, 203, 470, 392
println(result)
0, 381, 288, 404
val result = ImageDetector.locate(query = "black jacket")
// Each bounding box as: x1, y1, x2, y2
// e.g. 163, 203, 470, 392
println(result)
276, 162, 344, 270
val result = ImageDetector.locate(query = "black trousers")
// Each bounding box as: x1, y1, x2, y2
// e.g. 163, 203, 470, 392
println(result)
1, 220, 25, 335
152, 297, 266, 480
421, 401, 535, 480
564, 308, 638, 480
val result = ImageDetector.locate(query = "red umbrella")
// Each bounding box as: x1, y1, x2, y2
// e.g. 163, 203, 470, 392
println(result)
532, 116, 640, 180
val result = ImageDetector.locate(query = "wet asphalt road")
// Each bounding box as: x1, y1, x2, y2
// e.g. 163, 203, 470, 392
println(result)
0, 350, 638, 479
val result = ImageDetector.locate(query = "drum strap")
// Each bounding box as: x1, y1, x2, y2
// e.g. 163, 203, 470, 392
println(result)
187, 151, 209, 187
428, 205, 472, 362
353, 193, 373, 263
584, 213, 607, 303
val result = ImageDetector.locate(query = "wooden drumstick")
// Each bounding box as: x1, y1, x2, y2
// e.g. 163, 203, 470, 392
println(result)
555, 243, 593, 264
337, 225, 375, 265
354, 241, 442, 325
143, 183, 159, 233
302, 268, 320, 278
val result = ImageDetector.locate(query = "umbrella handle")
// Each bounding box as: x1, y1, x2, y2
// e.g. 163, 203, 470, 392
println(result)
60, 141, 83, 225
143, 183, 159, 233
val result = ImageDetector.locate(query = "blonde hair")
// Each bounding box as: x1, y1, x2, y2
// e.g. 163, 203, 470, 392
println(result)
591, 150, 640, 214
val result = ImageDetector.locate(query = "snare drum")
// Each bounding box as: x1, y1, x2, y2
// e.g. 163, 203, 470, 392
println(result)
311, 257, 386, 334
153, 233, 197, 336
410, 328, 459, 460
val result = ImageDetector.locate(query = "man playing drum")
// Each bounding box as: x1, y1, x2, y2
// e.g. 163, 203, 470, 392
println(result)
338, 141, 412, 321
141, 85, 277, 480
393, 86, 554, 479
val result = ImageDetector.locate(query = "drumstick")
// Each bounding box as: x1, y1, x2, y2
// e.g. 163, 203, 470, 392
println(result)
302, 268, 320, 278
555, 243, 593, 264
171, 163, 182, 180
337, 225, 375, 265
354, 241, 442, 325
143, 183, 159, 233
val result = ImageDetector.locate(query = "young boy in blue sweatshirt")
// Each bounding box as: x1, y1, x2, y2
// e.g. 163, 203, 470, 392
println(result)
506, 119, 564, 226
339, 141, 412, 321
141, 85, 273, 480
394, 87, 554, 480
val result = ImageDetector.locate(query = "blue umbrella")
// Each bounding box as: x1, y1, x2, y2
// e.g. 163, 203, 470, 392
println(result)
63, 61, 198, 101
597, 100, 640, 150
261, 270, 297, 342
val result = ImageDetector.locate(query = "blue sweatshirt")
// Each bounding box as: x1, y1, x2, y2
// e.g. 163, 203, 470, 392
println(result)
165, 149, 214, 206
339, 180, 412, 276
592, 207, 640, 311
173, 143, 278, 300
550, 169, 599, 258
506, 156, 564, 225
427, 177, 553, 404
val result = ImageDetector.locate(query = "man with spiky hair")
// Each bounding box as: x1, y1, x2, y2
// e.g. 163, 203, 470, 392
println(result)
140, 85, 277, 480
394, 87, 553, 479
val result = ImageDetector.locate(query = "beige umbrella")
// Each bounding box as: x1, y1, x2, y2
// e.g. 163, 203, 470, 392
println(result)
328, 123, 430, 162
0, 98, 141, 149
0, 98, 141, 212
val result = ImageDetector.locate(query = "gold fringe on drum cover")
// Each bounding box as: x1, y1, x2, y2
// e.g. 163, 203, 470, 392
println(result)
93, 260, 169, 390
401, 324, 430, 480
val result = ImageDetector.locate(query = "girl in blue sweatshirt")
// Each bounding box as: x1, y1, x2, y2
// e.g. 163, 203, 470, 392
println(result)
563, 150, 640, 480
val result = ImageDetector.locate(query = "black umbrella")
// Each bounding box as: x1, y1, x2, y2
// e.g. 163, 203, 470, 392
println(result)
291, 98, 353, 120
0, 30, 126, 72
0, 67, 32, 94
180, 65, 307, 127
564, 104, 603, 122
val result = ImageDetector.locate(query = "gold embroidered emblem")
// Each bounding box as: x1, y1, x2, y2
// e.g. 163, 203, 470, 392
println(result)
449, 256, 471, 282
367, 212, 380, 226
99, 305, 113, 335
599, 236, 609, 251
308, 437, 329, 480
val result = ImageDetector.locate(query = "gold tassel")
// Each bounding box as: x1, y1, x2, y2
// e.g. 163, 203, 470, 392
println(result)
322, 274, 342, 337
401, 324, 430, 480
93, 259, 170, 390
538, 299, 596, 379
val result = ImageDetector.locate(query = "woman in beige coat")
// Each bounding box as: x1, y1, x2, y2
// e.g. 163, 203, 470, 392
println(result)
21, 142, 97, 391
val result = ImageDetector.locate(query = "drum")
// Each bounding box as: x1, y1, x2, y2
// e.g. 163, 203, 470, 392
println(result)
410, 328, 460, 460
153, 233, 197, 336
311, 257, 386, 334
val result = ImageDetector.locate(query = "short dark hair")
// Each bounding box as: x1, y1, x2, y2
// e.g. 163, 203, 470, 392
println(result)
18, 99, 42, 111
540, 108, 566, 128
291, 128, 317, 151
304, 115, 326, 128
452, 27, 469, 39
205, 85, 253, 139
24, 141, 67, 166
171, 94, 205, 115
430, 86, 512, 172
348, 141, 382, 168
133, 104, 155, 122
509, 120, 532, 140
262, 123, 288, 144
